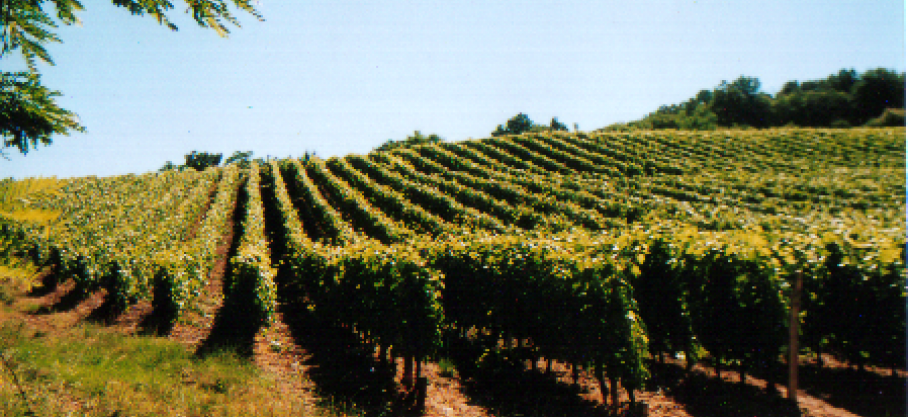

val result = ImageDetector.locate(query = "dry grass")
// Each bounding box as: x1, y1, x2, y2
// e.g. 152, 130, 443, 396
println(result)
0, 265, 325, 417
0, 318, 325, 417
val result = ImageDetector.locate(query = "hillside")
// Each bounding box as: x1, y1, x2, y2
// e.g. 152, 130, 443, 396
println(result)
1, 127, 905, 416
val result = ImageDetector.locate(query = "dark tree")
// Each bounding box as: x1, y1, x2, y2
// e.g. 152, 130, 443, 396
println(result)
184, 151, 222, 171
492, 112, 535, 136
159, 160, 178, 172
604, 68, 906, 130
826, 68, 859, 93
779, 81, 801, 95
852, 68, 906, 123
224, 150, 254, 168
374, 131, 444, 152
710, 76, 772, 128
550, 117, 568, 132
774, 91, 852, 127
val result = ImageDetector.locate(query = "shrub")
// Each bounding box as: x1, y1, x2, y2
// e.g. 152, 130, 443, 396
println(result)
865, 108, 906, 127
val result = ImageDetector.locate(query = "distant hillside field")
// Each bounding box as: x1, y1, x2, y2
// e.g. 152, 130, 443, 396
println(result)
1, 127, 905, 412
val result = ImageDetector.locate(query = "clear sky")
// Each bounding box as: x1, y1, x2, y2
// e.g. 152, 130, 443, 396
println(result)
2, 0, 905, 179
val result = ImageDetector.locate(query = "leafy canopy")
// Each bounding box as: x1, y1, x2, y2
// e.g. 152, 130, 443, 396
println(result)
606, 68, 906, 131
160, 150, 253, 171
0, 71, 85, 158
492, 113, 570, 137
0, 0, 263, 158
374, 131, 444, 153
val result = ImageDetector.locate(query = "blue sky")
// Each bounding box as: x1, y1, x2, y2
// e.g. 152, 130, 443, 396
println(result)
3, 0, 905, 179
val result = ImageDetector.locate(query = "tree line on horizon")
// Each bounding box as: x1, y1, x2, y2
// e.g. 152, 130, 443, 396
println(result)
607, 68, 906, 131
159, 150, 256, 172
373, 115, 571, 153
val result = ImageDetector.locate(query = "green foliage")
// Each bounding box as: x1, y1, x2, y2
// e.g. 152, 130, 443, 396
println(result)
0, 0, 82, 70
184, 151, 223, 171
224, 150, 254, 168
610, 68, 906, 130
149, 167, 241, 319
710, 76, 773, 128
628, 238, 697, 364
262, 160, 443, 359
109, 0, 263, 36
0, 72, 85, 158
425, 235, 650, 394
804, 241, 906, 370
158, 161, 180, 172
492, 113, 535, 136
851, 68, 907, 122
281, 159, 356, 245
492, 112, 574, 136
774, 90, 852, 127
374, 130, 443, 153
550, 117, 568, 132
228, 163, 276, 324
161, 150, 252, 171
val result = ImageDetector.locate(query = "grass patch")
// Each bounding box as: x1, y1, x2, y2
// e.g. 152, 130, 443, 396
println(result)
0, 252, 45, 292
0, 321, 323, 416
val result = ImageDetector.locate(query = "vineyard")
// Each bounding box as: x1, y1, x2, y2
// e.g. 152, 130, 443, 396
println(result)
1, 127, 905, 415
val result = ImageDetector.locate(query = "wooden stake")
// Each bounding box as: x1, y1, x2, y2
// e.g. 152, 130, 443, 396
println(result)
788, 271, 803, 403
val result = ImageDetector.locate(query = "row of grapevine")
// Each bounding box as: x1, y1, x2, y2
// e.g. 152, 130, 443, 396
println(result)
261, 161, 444, 366
225, 164, 277, 324
324, 156, 452, 236
512, 134, 617, 176
406, 131, 902, 235
394, 146, 600, 230
304, 157, 415, 244
281, 159, 357, 245
462, 140, 552, 176
483, 136, 576, 175
555, 133, 650, 176
348, 154, 506, 232
35, 170, 220, 306
377, 151, 551, 230
151, 165, 244, 319
0, 127, 902, 409
619, 223, 906, 375
262, 145, 905, 396
528, 134, 625, 176
422, 234, 649, 405
428, 224, 902, 397
418, 143, 634, 227
257, 148, 904, 401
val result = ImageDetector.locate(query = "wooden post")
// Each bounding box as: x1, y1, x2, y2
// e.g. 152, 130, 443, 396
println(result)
788, 271, 803, 403
402, 355, 414, 388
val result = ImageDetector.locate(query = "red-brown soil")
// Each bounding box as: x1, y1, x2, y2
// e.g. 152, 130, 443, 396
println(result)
5, 265, 903, 417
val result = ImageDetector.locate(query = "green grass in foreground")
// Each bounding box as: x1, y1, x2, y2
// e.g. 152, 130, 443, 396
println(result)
0, 319, 320, 417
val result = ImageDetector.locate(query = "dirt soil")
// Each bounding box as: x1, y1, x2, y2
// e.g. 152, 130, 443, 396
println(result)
4, 266, 904, 417
3, 189, 903, 417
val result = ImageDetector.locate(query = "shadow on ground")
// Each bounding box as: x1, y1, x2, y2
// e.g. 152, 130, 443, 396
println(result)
648, 361, 799, 417
195, 190, 260, 359
446, 338, 611, 417
25, 268, 60, 297
276, 264, 400, 417
30, 279, 88, 315
647, 356, 905, 417
798, 361, 906, 417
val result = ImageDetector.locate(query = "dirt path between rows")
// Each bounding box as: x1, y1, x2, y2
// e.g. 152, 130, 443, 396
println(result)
5, 260, 903, 417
